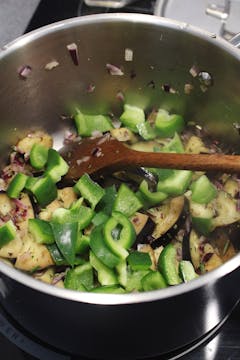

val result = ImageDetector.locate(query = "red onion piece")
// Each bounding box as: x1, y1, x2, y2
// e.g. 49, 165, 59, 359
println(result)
116, 90, 125, 102
66, 43, 79, 66
44, 60, 59, 70
124, 48, 133, 62
106, 63, 124, 76
18, 65, 32, 79
86, 83, 95, 93
189, 64, 200, 77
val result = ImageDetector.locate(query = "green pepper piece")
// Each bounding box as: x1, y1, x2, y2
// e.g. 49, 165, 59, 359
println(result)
28, 218, 55, 244
190, 175, 217, 204
96, 185, 117, 215
75, 233, 90, 254
0, 220, 16, 248
45, 149, 69, 183
116, 260, 128, 287
25, 176, 38, 192
158, 243, 182, 285
92, 211, 109, 226
155, 109, 184, 138
179, 260, 198, 282
192, 216, 213, 236
90, 226, 120, 268
74, 173, 105, 209
139, 180, 168, 206
6, 173, 28, 198
89, 250, 118, 286
125, 270, 150, 292
74, 110, 113, 137
30, 176, 58, 207
103, 211, 136, 260
136, 122, 157, 140
70, 199, 94, 229
162, 133, 184, 153
157, 170, 192, 196
113, 183, 143, 217
64, 263, 94, 291
120, 104, 145, 133
47, 243, 67, 265
127, 251, 152, 271
50, 220, 78, 267
141, 271, 167, 291
91, 285, 125, 294
29, 143, 48, 170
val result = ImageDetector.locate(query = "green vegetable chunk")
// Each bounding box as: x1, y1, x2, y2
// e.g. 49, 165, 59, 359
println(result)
190, 175, 217, 204
141, 271, 167, 291
29, 143, 48, 170
162, 132, 184, 153
113, 183, 143, 217
7, 173, 28, 198
91, 285, 125, 294
157, 170, 192, 196
179, 260, 198, 282
45, 149, 69, 183
158, 243, 182, 285
139, 180, 168, 205
74, 110, 113, 137
120, 104, 145, 133
28, 218, 55, 244
0, 220, 16, 248
89, 251, 118, 286
103, 211, 136, 260
64, 263, 94, 291
74, 173, 105, 209
136, 122, 157, 140
30, 176, 58, 207
155, 109, 184, 138
127, 251, 152, 271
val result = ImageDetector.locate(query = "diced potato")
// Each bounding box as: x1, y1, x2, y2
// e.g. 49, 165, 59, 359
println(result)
204, 253, 222, 272
34, 268, 55, 284
0, 193, 13, 216
39, 187, 77, 221
0, 235, 23, 258
16, 130, 53, 154
185, 135, 210, 154
110, 127, 138, 143
212, 191, 240, 228
17, 193, 34, 235
223, 179, 239, 198
15, 234, 54, 271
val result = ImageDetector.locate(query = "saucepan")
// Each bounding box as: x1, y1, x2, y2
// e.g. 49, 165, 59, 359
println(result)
0, 13, 240, 359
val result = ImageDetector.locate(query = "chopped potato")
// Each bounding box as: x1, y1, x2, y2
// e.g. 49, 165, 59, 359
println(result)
16, 130, 53, 155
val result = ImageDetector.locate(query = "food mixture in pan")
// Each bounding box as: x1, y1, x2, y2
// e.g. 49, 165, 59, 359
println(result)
0, 104, 239, 293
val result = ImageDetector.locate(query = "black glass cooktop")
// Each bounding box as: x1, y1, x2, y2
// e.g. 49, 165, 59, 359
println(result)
1, 0, 240, 359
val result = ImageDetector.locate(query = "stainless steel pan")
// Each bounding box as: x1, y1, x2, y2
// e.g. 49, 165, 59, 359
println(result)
0, 13, 240, 359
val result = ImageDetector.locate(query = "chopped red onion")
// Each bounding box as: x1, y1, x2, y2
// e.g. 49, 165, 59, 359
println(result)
86, 83, 95, 93
161, 84, 177, 94
202, 252, 213, 263
44, 60, 59, 70
116, 90, 125, 102
189, 64, 200, 77
52, 272, 66, 285
124, 48, 133, 62
76, 156, 91, 166
198, 71, 213, 87
66, 43, 79, 66
184, 83, 194, 95
106, 63, 124, 76
91, 130, 103, 139
18, 65, 32, 79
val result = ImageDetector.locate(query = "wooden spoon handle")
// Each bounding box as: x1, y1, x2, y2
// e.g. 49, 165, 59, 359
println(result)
124, 151, 240, 173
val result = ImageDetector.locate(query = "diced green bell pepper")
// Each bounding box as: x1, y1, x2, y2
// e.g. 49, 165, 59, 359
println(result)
155, 109, 184, 138
0, 220, 16, 248
136, 122, 157, 140
179, 260, 198, 282
70, 199, 94, 229
103, 211, 136, 260
28, 218, 55, 244
125, 270, 150, 292
96, 185, 117, 215
116, 260, 128, 287
74, 110, 113, 137
127, 251, 152, 271
158, 243, 182, 285
29, 176, 58, 207
45, 149, 69, 183
157, 170, 192, 196
7, 173, 28, 198
141, 271, 167, 291
89, 250, 118, 286
64, 262, 94, 291
75, 233, 90, 254
24, 176, 38, 192
119, 104, 145, 133
190, 175, 217, 204
90, 225, 120, 268
29, 143, 48, 170
113, 183, 143, 217
74, 173, 105, 210
91, 285, 125, 294
47, 243, 67, 265
50, 219, 78, 267
139, 180, 168, 206
162, 132, 184, 153
92, 211, 109, 226
192, 216, 213, 236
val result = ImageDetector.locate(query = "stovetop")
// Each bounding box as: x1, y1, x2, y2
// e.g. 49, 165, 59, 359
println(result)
0, 0, 240, 359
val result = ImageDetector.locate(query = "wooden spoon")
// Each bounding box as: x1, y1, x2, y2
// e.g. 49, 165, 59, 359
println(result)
61, 135, 240, 180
